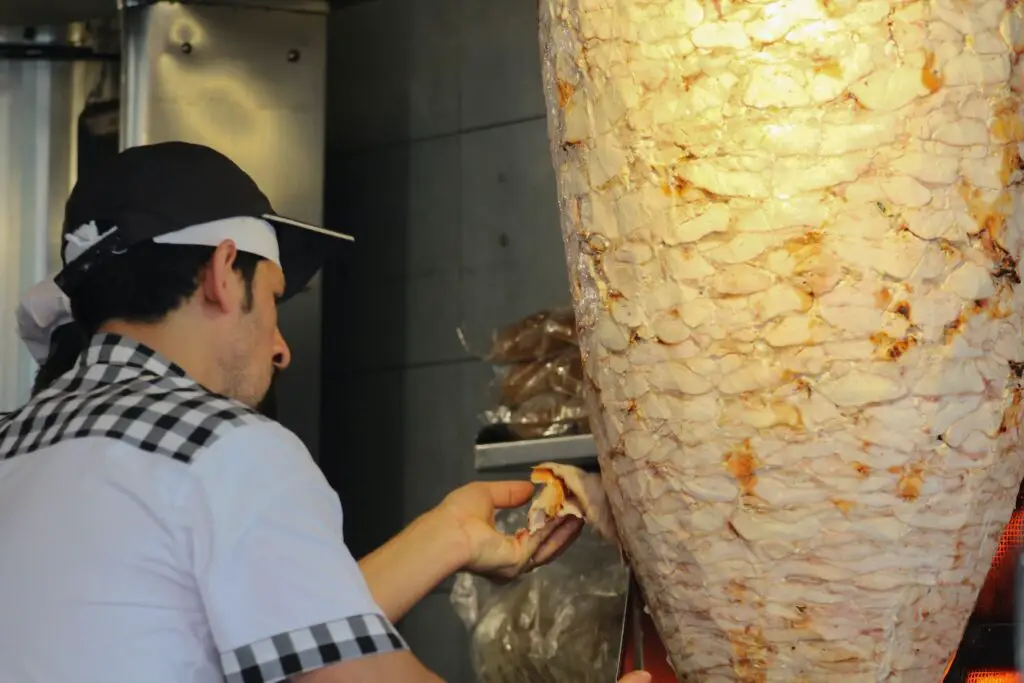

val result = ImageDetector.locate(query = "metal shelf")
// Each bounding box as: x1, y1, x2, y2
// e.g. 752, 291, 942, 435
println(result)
474, 433, 598, 472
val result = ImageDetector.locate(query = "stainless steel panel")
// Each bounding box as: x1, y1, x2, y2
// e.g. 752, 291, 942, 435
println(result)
0, 0, 324, 26
120, 2, 328, 459
0, 29, 78, 410
474, 434, 597, 472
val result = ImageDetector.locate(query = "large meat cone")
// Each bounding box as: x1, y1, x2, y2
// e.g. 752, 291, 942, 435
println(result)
538, 1, 1024, 681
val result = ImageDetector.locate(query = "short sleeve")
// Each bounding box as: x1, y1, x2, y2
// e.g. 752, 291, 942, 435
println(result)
186, 421, 407, 683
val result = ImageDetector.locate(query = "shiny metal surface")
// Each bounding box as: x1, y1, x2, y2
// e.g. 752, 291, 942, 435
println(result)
0, 0, 324, 27
474, 434, 598, 472
0, 26, 79, 410
120, 1, 328, 459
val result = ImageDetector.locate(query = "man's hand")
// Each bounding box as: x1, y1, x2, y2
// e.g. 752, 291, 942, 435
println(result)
435, 480, 584, 580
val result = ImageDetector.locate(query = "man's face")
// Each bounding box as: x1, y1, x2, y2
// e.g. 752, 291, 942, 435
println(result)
221, 260, 291, 408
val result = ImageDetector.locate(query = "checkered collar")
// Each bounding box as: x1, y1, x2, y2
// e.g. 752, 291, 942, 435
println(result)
79, 333, 189, 380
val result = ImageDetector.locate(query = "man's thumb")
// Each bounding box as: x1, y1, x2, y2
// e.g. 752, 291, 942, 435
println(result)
618, 672, 652, 683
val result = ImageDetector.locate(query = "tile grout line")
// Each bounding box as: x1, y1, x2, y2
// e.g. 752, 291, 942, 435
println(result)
324, 355, 483, 377
330, 114, 548, 157
455, 0, 466, 340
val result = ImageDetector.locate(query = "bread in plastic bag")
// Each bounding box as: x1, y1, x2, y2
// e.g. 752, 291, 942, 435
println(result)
486, 308, 578, 365
450, 506, 627, 683
477, 308, 589, 441
499, 347, 583, 407
485, 393, 590, 440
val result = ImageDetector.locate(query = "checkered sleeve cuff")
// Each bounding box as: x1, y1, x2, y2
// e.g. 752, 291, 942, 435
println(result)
220, 613, 408, 683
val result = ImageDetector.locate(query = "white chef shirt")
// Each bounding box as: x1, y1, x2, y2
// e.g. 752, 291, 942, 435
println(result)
0, 333, 406, 683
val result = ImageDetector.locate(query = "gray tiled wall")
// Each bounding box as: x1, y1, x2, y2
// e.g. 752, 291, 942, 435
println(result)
320, 1, 571, 681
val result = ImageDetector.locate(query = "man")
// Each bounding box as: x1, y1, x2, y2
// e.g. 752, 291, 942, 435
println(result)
0, 142, 651, 683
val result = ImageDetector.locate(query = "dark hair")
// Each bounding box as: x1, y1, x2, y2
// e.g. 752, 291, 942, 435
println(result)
31, 242, 261, 396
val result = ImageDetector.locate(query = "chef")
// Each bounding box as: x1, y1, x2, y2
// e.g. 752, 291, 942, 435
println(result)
0, 141, 650, 683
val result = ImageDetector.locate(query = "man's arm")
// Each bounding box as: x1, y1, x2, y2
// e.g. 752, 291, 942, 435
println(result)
358, 481, 588, 624
292, 651, 444, 683
188, 421, 425, 683
357, 508, 468, 623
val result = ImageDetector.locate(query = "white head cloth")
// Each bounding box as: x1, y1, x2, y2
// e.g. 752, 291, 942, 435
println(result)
15, 217, 281, 363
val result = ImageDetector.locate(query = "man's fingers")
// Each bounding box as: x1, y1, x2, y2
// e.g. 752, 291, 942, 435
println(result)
511, 516, 582, 570
499, 517, 562, 569
530, 516, 583, 566
482, 480, 536, 509
510, 524, 549, 562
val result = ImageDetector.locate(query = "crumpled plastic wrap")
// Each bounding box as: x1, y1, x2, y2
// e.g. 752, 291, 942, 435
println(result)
479, 308, 590, 440
450, 506, 628, 683
486, 308, 578, 364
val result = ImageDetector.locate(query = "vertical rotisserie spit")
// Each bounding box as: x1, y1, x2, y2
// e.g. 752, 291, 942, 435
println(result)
537, 1, 1024, 680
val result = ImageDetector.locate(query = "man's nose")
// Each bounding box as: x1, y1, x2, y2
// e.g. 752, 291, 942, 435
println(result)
272, 327, 291, 370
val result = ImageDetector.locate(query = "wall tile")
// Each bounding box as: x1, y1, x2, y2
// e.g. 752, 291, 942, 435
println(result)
458, 117, 570, 347
398, 592, 473, 682
327, 0, 460, 150
322, 134, 467, 373
320, 361, 486, 540
458, 0, 547, 128
324, 133, 461, 281
458, 261, 572, 354
459, 117, 563, 273
398, 361, 488, 522
323, 269, 466, 374
319, 368, 407, 558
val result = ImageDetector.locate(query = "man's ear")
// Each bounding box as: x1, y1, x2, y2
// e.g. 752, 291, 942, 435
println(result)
199, 239, 242, 313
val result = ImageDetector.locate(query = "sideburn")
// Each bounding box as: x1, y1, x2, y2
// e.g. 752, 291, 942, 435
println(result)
241, 277, 255, 313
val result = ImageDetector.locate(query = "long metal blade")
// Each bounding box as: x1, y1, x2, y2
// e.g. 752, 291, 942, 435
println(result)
616, 567, 647, 679
631, 572, 645, 672
615, 568, 634, 680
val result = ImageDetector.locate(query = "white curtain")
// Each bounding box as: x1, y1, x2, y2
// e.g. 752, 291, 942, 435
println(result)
0, 59, 72, 413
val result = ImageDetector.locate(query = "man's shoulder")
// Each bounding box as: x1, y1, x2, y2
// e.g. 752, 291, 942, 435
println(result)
0, 372, 277, 464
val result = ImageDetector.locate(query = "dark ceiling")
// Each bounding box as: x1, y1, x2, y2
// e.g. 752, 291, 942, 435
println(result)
0, 0, 116, 27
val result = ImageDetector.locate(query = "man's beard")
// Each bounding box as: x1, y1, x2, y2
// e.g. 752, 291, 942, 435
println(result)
221, 355, 275, 411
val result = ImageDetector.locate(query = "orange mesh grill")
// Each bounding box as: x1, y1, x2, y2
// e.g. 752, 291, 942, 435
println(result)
993, 511, 1024, 569
965, 673, 1019, 683
974, 509, 1024, 621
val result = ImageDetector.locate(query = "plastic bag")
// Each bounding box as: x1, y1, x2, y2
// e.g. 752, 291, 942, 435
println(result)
483, 394, 590, 440
450, 507, 628, 683
486, 308, 578, 365
498, 347, 583, 407
478, 308, 590, 441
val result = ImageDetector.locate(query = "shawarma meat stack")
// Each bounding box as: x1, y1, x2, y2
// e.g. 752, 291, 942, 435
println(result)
535, 0, 1024, 680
